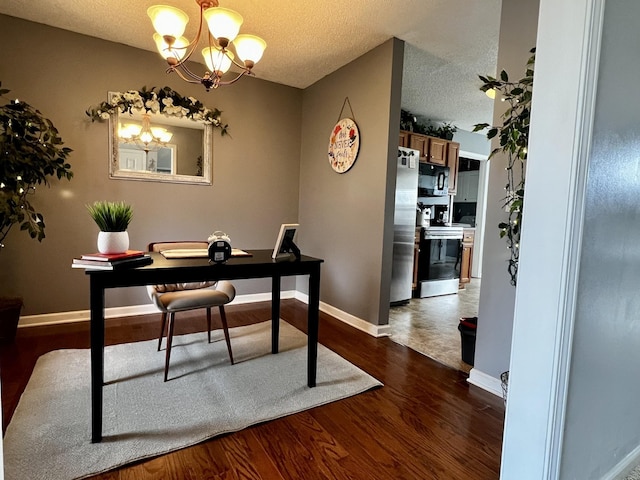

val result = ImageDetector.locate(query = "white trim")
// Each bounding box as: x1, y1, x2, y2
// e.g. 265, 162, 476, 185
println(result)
601, 444, 640, 480
544, 1, 604, 477
501, 0, 604, 478
17, 291, 297, 328
459, 150, 489, 161
294, 291, 392, 337
467, 368, 503, 398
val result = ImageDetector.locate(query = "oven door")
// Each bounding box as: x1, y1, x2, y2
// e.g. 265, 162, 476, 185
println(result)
418, 235, 462, 281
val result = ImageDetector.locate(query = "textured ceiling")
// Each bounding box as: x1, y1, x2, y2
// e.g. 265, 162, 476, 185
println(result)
0, 0, 501, 131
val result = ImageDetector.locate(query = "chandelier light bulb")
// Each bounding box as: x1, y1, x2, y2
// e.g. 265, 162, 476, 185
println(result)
119, 114, 172, 152
203, 47, 234, 74
203, 7, 243, 46
233, 34, 267, 66
153, 33, 188, 61
147, 5, 189, 40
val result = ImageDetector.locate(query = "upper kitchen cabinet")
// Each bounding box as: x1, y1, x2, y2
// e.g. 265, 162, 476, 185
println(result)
409, 133, 429, 160
400, 130, 460, 194
399, 130, 410, 147
426, 137, 447, 166
447, 141, 460, 195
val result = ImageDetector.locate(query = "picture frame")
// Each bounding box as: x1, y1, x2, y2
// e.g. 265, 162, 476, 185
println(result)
272, 223, 300, 259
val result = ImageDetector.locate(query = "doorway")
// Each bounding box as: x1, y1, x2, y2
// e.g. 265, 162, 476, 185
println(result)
389, 155, 487, 373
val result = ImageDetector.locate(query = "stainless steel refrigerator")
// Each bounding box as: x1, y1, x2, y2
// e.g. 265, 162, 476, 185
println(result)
390, 147, 420, 305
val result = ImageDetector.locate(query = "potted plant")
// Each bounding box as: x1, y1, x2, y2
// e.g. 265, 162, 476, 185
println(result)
86, 200, 133, 254
437, 122, 458, 140
0, 81, 73, 342
425, 122, 458, 140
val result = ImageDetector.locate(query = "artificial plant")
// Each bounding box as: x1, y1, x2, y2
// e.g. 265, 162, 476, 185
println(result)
473, 47, 535, 286
86, 201, 133, 232
0, 82, 73, 250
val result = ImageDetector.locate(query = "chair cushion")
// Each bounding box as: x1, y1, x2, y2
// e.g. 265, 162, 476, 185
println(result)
147, 280, 236, 313
154, 288, 232, 312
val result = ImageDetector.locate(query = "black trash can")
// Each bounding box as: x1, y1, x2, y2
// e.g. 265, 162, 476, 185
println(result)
458, 317, 477, 366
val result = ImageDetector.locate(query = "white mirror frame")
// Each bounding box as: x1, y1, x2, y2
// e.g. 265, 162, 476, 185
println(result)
107, 92, 213, 185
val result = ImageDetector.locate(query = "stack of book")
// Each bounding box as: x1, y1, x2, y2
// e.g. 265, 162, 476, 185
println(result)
72, 250, 153, 270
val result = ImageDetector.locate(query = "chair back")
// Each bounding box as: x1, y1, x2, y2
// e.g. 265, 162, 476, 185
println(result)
148, 241, 216, 292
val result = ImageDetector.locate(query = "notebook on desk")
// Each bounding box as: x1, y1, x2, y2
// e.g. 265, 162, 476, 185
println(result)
160, 248, 252, 259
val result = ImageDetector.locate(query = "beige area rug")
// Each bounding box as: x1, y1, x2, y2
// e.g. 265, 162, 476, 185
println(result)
3, 320, 382, 480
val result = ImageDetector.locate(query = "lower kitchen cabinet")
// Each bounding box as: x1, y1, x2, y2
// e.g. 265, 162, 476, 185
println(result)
459, 228, 475, 287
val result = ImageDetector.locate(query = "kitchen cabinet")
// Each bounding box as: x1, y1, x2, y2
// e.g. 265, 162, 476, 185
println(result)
426, 137, 447, 166
447, 141, 460, 195
409, 133, 429, 160
400, 131, 457, 166
459, 228, 475, 287
399, 130, 409, 147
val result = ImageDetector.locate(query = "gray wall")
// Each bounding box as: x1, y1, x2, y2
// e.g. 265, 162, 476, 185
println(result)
298, 39, 403, 326
561, 1, 640, 476
453, 129, 491, 158
474, 0, 539, 379
0, 15, 302, 314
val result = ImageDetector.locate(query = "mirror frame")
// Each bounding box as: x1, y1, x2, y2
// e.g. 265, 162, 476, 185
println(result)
107, 92, 213, 185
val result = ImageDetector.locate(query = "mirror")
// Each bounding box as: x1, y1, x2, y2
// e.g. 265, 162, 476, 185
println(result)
107, 92, 213, 185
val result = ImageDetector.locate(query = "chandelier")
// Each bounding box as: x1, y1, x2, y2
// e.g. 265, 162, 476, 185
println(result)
119, 113, 173, 153
148, 0, 267, 91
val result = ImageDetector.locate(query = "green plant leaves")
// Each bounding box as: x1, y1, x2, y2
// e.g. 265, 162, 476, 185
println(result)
0, 84, 73, 248
473, 48, 536, 286
86, 201, 133, 232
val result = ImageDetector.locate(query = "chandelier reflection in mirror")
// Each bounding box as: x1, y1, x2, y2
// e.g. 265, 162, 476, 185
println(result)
148, 0, 267, 91
119, 113, 173, 153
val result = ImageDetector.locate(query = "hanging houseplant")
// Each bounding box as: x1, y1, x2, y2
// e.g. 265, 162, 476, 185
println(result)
473, 48, 535, 286
0, 81, 73, 341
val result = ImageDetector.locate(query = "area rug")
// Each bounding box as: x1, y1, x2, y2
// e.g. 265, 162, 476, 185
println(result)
3, 320, 382, 480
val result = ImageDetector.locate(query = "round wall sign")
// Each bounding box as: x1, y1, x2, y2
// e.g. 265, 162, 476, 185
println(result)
328, 118, 360, 173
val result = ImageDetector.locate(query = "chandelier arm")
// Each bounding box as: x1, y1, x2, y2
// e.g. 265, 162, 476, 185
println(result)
166, 2, 209, 72
166, 65, 206, 85
214, 70, 250, 86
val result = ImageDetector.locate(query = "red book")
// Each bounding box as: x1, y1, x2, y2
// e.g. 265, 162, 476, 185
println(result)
80, 250, 145, 262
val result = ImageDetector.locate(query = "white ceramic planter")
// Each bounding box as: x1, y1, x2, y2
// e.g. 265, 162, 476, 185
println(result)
97, 231, 129, 254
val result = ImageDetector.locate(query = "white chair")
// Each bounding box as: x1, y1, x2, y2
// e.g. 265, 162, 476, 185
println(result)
147, 241, 235, 381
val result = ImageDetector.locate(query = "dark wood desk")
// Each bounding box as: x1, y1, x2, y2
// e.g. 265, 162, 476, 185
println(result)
85, 249, 323, 443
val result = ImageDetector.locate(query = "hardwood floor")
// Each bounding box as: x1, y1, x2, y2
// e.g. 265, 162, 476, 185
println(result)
0, 300, 504, 479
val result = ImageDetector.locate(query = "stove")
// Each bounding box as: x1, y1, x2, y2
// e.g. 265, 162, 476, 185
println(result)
417, 225, 463, 298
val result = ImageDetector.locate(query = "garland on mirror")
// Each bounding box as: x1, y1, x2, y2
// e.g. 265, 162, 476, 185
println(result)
473, 47, 535, 286
86, 86, 229, 135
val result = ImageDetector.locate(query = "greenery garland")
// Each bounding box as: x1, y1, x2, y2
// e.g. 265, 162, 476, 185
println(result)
473, 48, 535, 286
86, 86, 229, 135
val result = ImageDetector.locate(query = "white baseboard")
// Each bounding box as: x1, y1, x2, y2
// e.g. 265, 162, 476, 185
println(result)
294, 291, 391, 337
602, 444, 640, 480
467, 368, 504, 398
19, 289, 389, 339
18, 291, 297, 328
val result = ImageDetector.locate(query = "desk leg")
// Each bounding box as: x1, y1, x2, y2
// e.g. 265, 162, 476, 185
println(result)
90, 276, 105, 443
308, 264, 320, 388
272, 274, 280, 354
